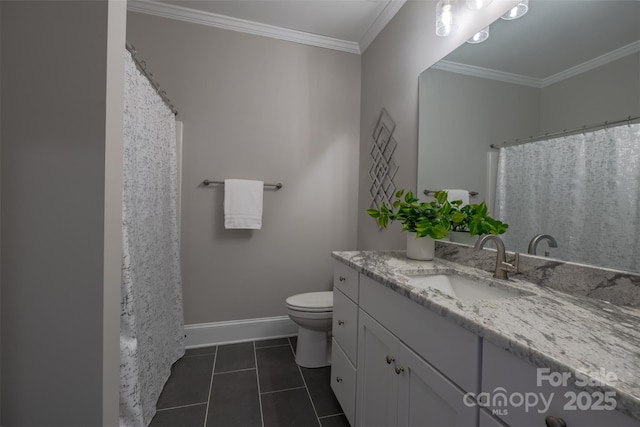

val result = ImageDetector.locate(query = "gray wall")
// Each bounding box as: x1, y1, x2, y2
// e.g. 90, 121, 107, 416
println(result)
358, 0, 519, 250
0, 1, 124, 424
126, 13, 361, 325
541, 54, 640, 132
0, 2, 2, 421
418, 69, 540, 201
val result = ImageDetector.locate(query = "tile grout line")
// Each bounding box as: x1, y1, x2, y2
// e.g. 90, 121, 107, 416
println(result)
318, 412, 346, 419
255, 342, 292, 350
202, 347, 218, 427
182, 352, 216, 359
260, 385, 307, 395
254, 341, 266, 427
214, 366, 256, 375
155, 402, 208, 412
289, 338, 323, 427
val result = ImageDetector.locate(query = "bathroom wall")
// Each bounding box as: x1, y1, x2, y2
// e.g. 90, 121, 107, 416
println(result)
0, 3, 3, 421
0, 1, 124, 424
418, 69, 540, 202
541, 54, 640, 132
358, 0, 520, 250
126, 13, 361, 325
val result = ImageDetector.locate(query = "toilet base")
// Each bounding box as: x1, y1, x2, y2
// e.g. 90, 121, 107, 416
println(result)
295, 328, 332, 368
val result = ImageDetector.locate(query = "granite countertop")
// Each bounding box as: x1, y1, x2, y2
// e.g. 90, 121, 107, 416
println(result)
332, 250, 640, 422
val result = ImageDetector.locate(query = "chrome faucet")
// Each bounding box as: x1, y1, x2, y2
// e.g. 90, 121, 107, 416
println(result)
528, 234, 558, 256
474, 235, 519, 280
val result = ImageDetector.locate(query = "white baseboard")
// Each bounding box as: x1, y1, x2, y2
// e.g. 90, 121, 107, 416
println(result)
184, 316, 298, 349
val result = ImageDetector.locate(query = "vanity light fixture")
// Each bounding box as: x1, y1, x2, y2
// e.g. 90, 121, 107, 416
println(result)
467, 25, 490, 43
501, 0, 529, 20
466, 0, 493, 10
436, 0, 458, 37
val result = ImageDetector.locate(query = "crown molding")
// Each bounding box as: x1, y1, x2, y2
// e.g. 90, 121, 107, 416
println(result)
360, 0, 406, 53
127, 0, 362, 54
434, 40, 640, 89
542, 40, 640, 87
433, 60, 541, 87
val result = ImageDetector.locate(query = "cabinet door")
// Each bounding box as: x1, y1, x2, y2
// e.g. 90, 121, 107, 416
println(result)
483, 340, 640, 427
479, 409, 506, 427
397, 343, 478, 427
357, 310, 400, 427
331, 338, 357, 427
333, 288, 358, 366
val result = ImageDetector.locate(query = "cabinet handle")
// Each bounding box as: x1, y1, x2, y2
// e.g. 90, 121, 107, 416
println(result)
337, 320, 345, 326
339, 276, 346, 282
336, 376, 343, 383
395, 365, 405, 375
545, 416, 567, 427
386, 355, 395, 364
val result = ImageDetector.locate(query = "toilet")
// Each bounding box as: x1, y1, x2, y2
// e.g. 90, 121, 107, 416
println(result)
286, 291, 333, 368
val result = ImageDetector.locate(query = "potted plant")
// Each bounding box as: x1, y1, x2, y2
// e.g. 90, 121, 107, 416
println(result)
448, 200, 508, 245
367, 189, 454, 260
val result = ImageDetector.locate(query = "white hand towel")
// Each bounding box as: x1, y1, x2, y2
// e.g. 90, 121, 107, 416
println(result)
444, 189, 469, 207
224, 179, 264, 229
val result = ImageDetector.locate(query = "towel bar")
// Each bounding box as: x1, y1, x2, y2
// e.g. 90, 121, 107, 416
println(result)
202, 179, 283, 190
423, 189, 478, 197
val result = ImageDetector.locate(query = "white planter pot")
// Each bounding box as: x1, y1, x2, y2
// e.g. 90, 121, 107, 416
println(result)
449, 231, 480, 245
406, 232, 435, 261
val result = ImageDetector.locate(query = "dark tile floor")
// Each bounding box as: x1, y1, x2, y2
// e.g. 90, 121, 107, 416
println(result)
150, 337, 350, 427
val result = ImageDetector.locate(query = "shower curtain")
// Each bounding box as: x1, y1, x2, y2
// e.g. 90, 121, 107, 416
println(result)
120, 50, 185, 427
495, 122, 640, 272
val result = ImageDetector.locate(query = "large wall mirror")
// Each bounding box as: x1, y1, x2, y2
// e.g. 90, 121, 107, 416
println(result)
418, 0, 640, 271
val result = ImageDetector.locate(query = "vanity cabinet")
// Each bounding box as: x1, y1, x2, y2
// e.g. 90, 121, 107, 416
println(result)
357, 310, 477, 426
331, 254, 640, 427
356, 274, 480, 426
331, 261, 359, 426
481, 340, 640, 427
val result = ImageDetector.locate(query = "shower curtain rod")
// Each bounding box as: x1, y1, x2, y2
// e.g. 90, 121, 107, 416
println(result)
490, 115, 640, 149
126, 41, 178, 116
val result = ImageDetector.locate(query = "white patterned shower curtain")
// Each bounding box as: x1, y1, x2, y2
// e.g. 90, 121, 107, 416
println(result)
120, 50, 185, 427
495, 122, 640, 272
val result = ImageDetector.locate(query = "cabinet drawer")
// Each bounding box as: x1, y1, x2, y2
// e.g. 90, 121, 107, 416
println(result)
482, 340, 640, 426
334, 261, 359, 303
359, 275, 480, 394
331, 338, 356, 427
333, 288, 358, 366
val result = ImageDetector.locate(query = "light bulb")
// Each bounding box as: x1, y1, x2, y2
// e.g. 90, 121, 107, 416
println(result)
436, 0, 458, 37
501, 0, 529, 20
466, 25, 490, 44
466, 0, 493, 10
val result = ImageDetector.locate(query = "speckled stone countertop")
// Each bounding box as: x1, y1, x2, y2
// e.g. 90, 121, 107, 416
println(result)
332, 250, 640, 422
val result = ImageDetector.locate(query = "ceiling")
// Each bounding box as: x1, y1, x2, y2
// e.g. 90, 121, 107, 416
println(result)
129, 0, 407, 53
443, 0, 640, 81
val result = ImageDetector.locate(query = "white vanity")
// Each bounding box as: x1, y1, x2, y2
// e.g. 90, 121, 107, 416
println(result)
330, 251, 640, 427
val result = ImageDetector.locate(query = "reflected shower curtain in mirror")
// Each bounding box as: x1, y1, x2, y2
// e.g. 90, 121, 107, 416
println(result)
120, 50, 185, 427
496, 123, 640, 272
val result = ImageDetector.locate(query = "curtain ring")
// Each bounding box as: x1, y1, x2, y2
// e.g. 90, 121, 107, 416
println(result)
628, 116, 632, 127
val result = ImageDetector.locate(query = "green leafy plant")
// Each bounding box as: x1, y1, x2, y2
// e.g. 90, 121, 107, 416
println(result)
367, 190, 453, 239
449, 201, 508, 236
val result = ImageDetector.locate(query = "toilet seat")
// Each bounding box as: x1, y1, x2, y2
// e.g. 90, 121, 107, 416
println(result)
286, 291, 333, 312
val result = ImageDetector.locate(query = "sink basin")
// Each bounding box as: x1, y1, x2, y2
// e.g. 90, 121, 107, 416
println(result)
405, 273, 526, 302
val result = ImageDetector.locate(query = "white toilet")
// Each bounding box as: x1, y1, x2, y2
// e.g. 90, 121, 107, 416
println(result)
286, 291, 333, 368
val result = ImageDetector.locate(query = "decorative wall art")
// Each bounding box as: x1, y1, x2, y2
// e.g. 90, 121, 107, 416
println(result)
369, 109, 399, 209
